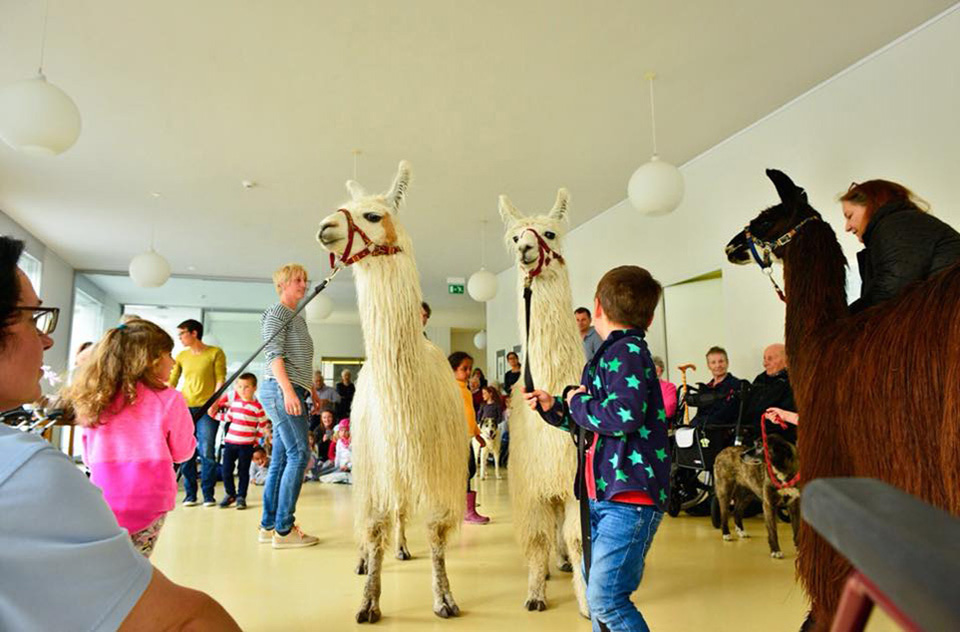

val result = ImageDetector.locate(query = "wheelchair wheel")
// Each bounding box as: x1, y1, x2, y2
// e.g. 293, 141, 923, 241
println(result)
710, 495, 722, 529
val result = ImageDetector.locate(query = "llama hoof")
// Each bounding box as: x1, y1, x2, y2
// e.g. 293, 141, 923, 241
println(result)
524, 599, 547, 612
558, 561, 573, 573
736, 528, 750, 539
434, 593, 460, 618
395, 546, 412, 561
722, 533, 733, 542
770, 550, 784, 559
496, 475, 503, 480
355, 601, 381, 624
355, 558, 368, 575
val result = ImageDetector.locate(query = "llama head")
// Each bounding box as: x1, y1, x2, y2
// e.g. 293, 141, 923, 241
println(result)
499, 188, 570, 278
317, 160, 412, 262
725, 169, 822, 265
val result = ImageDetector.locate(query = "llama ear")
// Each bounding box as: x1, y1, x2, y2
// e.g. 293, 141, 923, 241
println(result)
766, 169, 807, 206
385, 160, 412, 210
499, 195, 522, 225
548, 188, 570, 221
346, 180, 367, 200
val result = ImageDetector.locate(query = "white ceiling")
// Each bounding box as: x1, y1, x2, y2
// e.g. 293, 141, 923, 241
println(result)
1, 1, 955, 320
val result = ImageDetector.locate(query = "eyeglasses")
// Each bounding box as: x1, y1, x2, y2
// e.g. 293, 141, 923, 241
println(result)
15, 307, 60, 335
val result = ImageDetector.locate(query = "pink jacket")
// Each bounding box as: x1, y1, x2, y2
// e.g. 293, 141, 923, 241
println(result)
83, 383, 196, 533
659, 380, 678, 421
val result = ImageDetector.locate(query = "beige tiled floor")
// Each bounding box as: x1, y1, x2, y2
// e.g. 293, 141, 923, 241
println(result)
152, 475, 899, 631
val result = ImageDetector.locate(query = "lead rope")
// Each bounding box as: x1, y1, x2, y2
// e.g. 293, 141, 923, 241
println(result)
523, 275, 601, 627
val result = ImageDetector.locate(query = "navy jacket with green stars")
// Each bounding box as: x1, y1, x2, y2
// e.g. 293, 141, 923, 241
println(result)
540, 329, 672, 510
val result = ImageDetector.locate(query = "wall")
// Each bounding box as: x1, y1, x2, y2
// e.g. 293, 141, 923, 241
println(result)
450, 329, 486, 373
662, 277, 725, 386
487, 7, 960, 382
0, 210, 75, 382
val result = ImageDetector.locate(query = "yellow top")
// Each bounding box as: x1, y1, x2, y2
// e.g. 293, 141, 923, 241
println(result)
168, 346, 227, 408
457, 379, 481, 440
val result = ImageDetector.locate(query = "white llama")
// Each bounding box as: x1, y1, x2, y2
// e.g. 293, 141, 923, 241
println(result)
499, 189, 588, 616
317, 161, 467, 623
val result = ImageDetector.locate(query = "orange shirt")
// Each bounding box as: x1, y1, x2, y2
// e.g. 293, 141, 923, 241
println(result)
456, 379, 481, 440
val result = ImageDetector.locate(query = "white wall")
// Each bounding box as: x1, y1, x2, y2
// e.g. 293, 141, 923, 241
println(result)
662, 277, 725, 386
450, 329, 486, 372
488, 7, 960, 382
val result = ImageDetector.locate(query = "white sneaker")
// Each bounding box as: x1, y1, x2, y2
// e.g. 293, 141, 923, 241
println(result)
203, 500, 217, 507
182, 499, 199, 507
258, 527, 274, 544
272, 525, 318, 549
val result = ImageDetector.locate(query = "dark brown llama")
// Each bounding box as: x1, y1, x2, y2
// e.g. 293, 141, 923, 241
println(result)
725, 169, 960, 631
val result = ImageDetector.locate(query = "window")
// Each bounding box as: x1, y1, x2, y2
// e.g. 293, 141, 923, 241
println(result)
18, 251, 42, 294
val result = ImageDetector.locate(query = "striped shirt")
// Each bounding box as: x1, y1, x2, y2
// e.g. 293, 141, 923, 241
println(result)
214, 393, 267, 446
261, 302, 314, 392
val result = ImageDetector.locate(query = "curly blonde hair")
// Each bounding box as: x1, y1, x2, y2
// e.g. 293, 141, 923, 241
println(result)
68, 319, 174, 426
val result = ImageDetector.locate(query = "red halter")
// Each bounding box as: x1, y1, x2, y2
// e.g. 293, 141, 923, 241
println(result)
522, 228, 565, 279
329, 208, 403, 269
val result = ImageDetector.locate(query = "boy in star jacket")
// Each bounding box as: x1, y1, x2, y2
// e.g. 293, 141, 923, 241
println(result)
525, 265, 670, 632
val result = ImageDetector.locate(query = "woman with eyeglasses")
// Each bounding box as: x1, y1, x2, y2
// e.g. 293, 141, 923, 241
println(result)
841, 180, 960, 313
0, 236, 239, 631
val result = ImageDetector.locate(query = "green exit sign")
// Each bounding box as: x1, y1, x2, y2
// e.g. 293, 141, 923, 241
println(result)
448, 284, 465, 295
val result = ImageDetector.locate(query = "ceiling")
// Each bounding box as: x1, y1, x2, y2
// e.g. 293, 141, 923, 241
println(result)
1, 1, 955, 319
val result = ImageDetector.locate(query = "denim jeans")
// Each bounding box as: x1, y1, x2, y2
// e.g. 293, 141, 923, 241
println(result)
258, 380, 311, 534
586, 501, 664, 632
182, 408, 219, 502
221, 443, 254, 499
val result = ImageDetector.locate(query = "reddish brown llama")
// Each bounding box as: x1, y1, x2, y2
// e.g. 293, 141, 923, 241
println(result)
726, 169, 960, 631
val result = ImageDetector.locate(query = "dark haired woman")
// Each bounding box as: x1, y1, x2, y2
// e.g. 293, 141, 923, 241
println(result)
841, 180, 960, 313
0, 236, 239, 630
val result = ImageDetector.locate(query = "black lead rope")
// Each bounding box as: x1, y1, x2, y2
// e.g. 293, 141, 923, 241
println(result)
191, 267, 342, 423
523, 278, 602, 628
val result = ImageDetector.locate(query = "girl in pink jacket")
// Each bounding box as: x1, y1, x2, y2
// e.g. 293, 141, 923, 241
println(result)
69, 319, 196, 557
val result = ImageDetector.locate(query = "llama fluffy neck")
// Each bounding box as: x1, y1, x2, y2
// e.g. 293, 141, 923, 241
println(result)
781, 220, 849, 365
353, 245, 424, 369
516, 266, 587, 391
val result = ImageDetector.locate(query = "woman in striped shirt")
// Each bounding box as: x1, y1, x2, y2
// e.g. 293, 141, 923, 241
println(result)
257, 263, 320, 549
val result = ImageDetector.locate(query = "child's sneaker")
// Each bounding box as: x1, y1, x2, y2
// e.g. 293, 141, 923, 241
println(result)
182, 498, 199, 507
203, 499, 217, 507
219, 496, 236, 508
258, 527, 274, 543
236, 498, 247, 510
272, 525, 318, 549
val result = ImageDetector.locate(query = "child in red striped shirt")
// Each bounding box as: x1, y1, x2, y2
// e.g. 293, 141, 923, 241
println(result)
208, 373, 267, 510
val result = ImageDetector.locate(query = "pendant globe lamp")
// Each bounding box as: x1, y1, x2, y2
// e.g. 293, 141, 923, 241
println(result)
473, 330, 487, 350
627, 72, 684, 216
129, 249, 171, 288
468, 220, 498, 302
305, 294, 334, 321
0, 2, 81, 156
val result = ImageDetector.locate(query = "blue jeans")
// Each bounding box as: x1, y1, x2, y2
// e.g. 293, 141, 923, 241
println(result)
182, 408, 219, 502
587, 501, 664, 632
258, 380, 311, 534
221, 443, 254, 499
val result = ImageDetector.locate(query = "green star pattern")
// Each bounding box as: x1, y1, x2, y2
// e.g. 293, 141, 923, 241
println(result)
596, 477, 608, 492
593, 375, 602, 389
645, 465, 655, 478
628, 450, 643, 466
657, 409, 667, 423
609, 453, 619, 469
642, 401, 648, 414
580, 394, 593, 402
644, 367, 653, 378
625, 374, 641, 390
601, 393, 619, 408
626, 343, 641, 354
616, 407, 633, 423
659, 490, 667, 502
607, 357, 623, 373
655, 448, 667, 462
599, 358, 608, 370
615, 470, 629, 482
613, 431, 625, 438
587, 414, 601, 427
638, 426, 651, 439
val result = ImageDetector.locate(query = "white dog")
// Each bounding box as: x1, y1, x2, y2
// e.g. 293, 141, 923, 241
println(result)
473, 418, 502, 480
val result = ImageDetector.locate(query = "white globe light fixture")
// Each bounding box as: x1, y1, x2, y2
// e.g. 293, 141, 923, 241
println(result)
128, 249, 171, 288
468, 269, 497, 302
467, 220, 498, 302
627, 72, 684, 216
473, 331, 487, 350
0, 75, 81, 156
305, 293, 334, 321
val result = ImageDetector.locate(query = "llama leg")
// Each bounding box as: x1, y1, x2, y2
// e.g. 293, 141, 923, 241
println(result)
395, 502, 412, 561
763, 487, 782, 558
517, 499, 553, 611
427, 515, 460, 618
563, 498, 590, 619
356, 512, 390, 623
554, 499, 572, 572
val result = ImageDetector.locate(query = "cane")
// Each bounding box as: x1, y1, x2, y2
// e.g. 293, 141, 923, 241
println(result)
677, 363, 696, 426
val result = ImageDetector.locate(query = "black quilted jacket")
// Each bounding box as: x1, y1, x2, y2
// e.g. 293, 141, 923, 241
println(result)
851, 201, 960, 313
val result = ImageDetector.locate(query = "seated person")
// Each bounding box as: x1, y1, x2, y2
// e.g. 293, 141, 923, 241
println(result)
652, 356, 677, 422
249, 446, 270, 486
689, 346, 744, 427
740, 344, 796, 444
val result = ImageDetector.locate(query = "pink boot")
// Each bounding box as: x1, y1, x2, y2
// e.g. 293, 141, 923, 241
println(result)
464, 491, 490, 524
